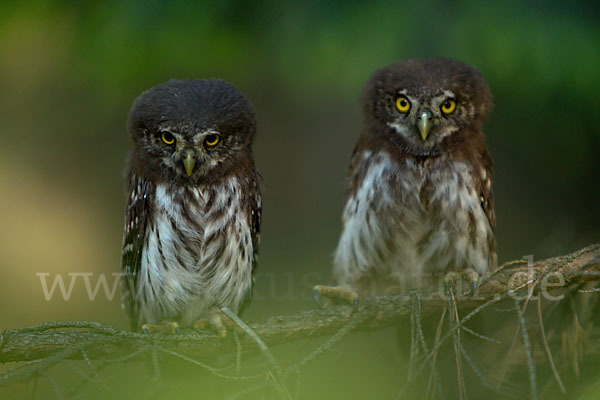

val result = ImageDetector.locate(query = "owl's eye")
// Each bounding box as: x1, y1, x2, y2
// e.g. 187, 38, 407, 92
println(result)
204, 134, 220, 147
441, 99, 456, 115
395, 96, 411, 113
161, 131, 175, 145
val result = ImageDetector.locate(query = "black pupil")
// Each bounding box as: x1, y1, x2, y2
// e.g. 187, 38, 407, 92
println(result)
445, 102, 451, 108
206, 135, 217, 144
400, 100, 407, 106
163, 132, 173, 142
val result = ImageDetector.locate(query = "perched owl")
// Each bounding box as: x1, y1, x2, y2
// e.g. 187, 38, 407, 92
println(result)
317, 58, 496, 303
121, 79, 262, 334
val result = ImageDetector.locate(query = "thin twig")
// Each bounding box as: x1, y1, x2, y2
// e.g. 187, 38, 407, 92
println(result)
413, 292, 444, 400
233, 329, 242, 376
157, 346, 263, 380
408, 297, 418, 382
496, 315, 522, 390
221, 307, 281, 375
426, 307, 446, 400
40, 371, 64, 400
419, 289, 508, 369
461, 326, 500, 344
80, 348, 102, 383
291, 313, 365, 372
515, 299, 538, 400
537, 298, 566, 394
59, 360, 100, 384
457, 341, 519, 399
151, 344, 160, 380
27, 377, 38, 400
448, 287, 466, 400
64, 362, 110, 398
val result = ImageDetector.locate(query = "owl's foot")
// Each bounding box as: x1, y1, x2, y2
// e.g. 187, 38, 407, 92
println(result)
193, 310, 237, 338
313, 285, 359, 316
444, 268, 480, 297
141, 321, 180, 334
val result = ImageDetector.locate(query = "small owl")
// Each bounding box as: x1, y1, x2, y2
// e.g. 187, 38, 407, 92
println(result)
121, 79, 261, 334
318, 58, 496, 302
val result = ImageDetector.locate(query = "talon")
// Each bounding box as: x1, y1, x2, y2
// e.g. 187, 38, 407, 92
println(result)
166, 321, 180, 334
341, 296, 360, 318
141, 322, 179, 334
470, 281, 478, 296
444, 271, 459, 289
218, 327, 227, 338
469, 272, 480, 296
352, 296, 359, 315
193, 311, 230, 337
193, 320, 207, 331
313, 285, 328, 309
313, 285, 359, 316
213, 313, 227, 338
444, 269, 481, 297
219, 309, 244, 335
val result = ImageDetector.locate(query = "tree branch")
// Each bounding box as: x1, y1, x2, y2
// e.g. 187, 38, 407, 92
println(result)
1, 243, 599, 383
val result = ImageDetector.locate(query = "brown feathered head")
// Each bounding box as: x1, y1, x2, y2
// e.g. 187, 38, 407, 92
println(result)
361, 58, 492, 156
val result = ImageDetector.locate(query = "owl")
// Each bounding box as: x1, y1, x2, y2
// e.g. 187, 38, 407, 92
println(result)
121, 79, 261, 335
316, 58, 496, 305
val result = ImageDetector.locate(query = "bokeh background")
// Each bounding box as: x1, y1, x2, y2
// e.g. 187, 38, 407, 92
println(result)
1, 1, 598, 399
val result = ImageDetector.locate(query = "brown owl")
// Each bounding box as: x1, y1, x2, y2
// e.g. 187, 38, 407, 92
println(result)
316, 58, 496, 305
121, 79, 262, 335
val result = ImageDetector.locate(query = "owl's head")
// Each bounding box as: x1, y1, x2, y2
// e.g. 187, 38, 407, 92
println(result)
128, 79, 256, 185
362, 58, 492, 156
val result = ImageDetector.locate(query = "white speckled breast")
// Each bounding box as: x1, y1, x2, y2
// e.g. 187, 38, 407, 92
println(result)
334, 150, 494, 294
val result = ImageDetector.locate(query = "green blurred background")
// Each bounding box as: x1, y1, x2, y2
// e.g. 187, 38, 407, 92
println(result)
0, 0, 598, 398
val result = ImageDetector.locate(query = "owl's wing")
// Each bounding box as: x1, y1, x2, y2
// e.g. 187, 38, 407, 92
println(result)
477, 152, 496, 233
121, 172, 154, 330
345, 145, 367, 200
475, 150, 497, 268
249, 170, 262, 270
238, 170, 262, 314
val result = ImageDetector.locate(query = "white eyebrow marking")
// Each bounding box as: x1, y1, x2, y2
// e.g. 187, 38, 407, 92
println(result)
192, 128, 220, 145
430, 90, 457, 108
394, 89, 419, 109
158, 125, 177, 133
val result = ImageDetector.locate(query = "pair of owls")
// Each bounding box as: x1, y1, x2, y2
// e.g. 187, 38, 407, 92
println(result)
121, 58, 497, 333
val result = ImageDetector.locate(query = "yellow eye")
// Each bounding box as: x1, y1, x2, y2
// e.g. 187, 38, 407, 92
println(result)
395, 96, 411, 113
204, 134, 220, 147
161, 131, 175, 145
441, 99, 456, 114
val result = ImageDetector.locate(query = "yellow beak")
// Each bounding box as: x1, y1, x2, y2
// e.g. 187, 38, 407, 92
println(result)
417, 111, 432, 141
182, 151, 196, 176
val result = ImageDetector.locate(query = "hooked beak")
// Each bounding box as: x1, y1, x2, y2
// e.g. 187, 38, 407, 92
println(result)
182, 150, 196, 177
417, 109, 433, 141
